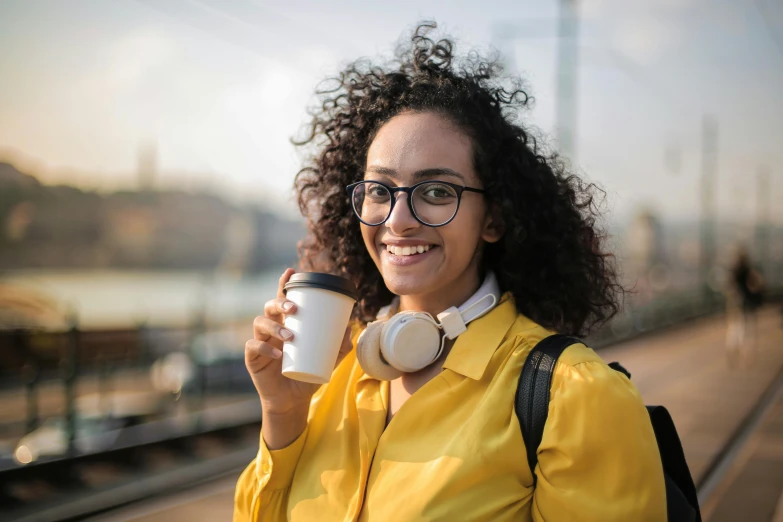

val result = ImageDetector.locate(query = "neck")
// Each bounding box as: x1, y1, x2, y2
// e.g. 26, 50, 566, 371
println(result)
398, 269, 483, 317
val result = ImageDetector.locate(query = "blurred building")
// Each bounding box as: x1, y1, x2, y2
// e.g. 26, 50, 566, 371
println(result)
625, 209, 666, 274
0, 161, 303, 272
137, 142, 158, 192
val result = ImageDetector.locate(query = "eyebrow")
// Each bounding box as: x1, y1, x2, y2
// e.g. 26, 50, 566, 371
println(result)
365, 166, 466, 182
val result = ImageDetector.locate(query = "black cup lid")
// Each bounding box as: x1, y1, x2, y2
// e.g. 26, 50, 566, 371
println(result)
283, 272, 358, 301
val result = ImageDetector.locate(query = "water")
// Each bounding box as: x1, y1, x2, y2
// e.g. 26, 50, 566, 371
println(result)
0, 268, 286, 330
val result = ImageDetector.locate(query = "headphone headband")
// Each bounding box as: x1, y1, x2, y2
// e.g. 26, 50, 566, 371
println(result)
458, 272, 501, 324
437, 272, 501, 339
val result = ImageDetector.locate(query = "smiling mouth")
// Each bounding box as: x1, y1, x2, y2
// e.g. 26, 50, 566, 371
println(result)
384, 244, 435, 257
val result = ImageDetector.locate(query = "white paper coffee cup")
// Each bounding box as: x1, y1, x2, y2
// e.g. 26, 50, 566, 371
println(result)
282, 273, 358, 384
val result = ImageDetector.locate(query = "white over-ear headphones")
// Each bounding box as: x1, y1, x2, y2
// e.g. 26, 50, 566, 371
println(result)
356, 272, 501, 380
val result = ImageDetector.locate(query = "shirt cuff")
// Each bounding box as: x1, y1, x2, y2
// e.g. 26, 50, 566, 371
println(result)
257, 427, 309, 491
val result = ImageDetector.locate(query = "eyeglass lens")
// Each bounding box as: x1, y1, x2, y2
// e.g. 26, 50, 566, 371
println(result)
351, 181, 459, 226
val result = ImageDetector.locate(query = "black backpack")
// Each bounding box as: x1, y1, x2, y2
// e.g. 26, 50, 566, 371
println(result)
514, 334, 701, 522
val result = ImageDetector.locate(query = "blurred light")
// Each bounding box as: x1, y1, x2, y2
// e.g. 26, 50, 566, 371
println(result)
150, 352, 194, 394
14, 445, 33, 465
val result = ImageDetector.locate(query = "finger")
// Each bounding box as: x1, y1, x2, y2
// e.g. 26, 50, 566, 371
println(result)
264, 297, 297, 322
277, 268, 296, 299
254, 315, 294, 343
245, 339, 282, 371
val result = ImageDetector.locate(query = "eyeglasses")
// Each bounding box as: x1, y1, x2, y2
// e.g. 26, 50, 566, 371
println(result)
345, 179, 486, 227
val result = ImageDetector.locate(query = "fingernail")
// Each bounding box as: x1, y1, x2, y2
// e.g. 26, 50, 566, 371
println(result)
283, 302, 294, 312
280, 329, 293, 340
272, 348, 283, 358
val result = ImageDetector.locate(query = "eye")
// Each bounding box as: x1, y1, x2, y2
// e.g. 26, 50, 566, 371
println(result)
365, 183, 390, 200
421, 183, 457, 200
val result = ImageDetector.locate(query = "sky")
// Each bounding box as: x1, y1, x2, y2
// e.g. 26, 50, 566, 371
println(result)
0, 0, 782, 225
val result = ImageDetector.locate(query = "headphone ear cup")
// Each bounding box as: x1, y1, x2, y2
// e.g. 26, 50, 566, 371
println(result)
356, 320, 403, 381
380, 312, 442, 373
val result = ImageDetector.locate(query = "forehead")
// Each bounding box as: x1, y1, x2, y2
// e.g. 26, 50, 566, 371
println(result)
366, 112, 477, 183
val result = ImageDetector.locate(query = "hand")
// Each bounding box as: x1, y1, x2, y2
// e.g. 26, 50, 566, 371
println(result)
244, 268, 354, 414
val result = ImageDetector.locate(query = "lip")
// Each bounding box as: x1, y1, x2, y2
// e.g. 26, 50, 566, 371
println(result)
381, 245, 439, 266
381, 238, 437, 247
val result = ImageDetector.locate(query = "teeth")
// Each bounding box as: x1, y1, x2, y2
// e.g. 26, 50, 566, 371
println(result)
386, 244, 432, 256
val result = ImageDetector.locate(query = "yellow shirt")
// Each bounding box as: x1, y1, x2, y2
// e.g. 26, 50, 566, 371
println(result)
234, 293, 666, 521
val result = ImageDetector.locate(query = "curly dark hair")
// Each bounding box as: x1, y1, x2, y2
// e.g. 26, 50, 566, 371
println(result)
293, 22, 622, 336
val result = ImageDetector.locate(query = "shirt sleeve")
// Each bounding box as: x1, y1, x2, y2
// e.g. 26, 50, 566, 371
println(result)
234, 322, 364, 522
234, 425, 309, 522
531, 358, 667, 522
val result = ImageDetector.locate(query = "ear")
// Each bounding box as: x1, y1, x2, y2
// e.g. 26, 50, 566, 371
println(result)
481, 203, 505, 244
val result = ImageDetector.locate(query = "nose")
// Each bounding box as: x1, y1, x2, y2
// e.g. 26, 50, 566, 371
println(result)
385, 192, 420, 234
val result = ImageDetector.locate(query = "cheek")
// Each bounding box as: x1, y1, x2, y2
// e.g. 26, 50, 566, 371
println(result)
442, 210, 484, 259
360, 225, 379, 260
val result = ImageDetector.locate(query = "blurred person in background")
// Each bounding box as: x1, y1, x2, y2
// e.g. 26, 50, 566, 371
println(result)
235, 22, 665, 521
725, 245, 765, 362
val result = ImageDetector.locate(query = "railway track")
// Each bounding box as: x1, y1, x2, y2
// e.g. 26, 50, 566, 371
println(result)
0, 400, 261, 522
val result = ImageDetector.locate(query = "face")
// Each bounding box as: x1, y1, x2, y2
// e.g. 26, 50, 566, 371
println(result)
360, 111, 503, 306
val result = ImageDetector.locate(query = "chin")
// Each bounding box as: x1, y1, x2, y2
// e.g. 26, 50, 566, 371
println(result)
380, 271, 436, 298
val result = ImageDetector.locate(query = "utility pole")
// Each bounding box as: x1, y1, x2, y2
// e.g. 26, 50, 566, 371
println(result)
491, 1, 580, 161
699, 115, 718, 303
756, 166, 771, 276
556, 0, 580, 162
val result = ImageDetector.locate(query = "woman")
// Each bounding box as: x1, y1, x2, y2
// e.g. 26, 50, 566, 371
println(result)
235, 22, 666, 521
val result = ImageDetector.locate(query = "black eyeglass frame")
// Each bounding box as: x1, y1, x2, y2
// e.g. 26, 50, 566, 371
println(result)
345, 179, 486, 228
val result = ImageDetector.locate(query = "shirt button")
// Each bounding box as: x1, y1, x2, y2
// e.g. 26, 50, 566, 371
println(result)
262, 463, 271, 474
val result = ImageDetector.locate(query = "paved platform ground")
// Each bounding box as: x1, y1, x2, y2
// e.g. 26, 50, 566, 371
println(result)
702, 385, 783, 522
94, 306, 783, 521
91, 474, 239, 522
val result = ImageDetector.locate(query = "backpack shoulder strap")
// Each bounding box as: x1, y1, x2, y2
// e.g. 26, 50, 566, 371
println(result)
515, 334, 581, 481
647, 405, 702, 521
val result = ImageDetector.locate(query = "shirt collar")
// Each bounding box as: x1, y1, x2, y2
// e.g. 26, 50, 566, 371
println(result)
441, 291, 519, 380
